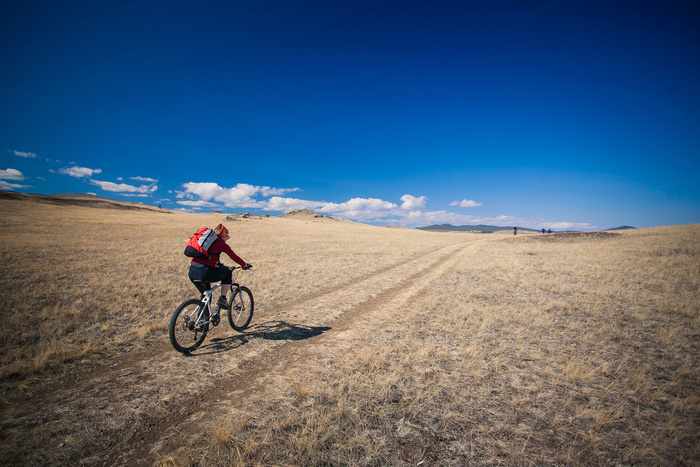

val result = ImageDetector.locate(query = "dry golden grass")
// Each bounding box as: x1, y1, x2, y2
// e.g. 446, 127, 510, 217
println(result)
0, 196, 460, 379
195, 228, 699, 466
0, 195, 698, 466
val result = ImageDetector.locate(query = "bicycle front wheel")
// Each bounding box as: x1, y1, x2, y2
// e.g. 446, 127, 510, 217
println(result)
169, 299, 209, 353
228, 286, 254, 331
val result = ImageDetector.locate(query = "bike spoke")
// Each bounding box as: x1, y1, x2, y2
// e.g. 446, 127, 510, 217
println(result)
169, 299, 209, 354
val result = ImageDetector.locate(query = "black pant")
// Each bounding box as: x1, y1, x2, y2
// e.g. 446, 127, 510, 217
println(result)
189, 263, 232, 293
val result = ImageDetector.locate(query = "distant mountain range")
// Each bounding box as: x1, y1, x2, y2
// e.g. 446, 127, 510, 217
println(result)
417, 224, 636, 233
417, 224, 535, 233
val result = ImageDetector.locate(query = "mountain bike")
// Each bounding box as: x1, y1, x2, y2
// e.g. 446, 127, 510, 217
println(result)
169, 265, 254, 354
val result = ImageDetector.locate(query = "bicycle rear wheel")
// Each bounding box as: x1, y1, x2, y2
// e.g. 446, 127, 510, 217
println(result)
169, 299, 209, 353
227, 286, 254, 331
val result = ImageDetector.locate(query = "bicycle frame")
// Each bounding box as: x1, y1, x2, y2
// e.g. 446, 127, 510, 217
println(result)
191, 282, 221, 327
193, 268, 244, 326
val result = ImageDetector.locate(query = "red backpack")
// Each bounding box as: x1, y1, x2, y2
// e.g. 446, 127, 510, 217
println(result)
184, 228, 218, 259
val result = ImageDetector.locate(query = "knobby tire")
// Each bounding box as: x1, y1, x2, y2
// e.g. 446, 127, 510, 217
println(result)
228, 286, 254, 331
169, 299, 209, 353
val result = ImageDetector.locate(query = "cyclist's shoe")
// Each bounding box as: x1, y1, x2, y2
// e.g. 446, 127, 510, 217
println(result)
216, 296, 231, 310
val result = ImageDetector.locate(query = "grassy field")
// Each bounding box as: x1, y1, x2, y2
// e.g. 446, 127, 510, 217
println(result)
0, 194, 698, 466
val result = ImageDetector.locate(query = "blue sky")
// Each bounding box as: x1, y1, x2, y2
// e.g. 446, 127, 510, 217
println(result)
1, 0, 698, 230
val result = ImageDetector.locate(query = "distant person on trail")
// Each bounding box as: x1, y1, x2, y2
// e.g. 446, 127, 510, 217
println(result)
188, 224, 251, 310
513, 226, 518, 235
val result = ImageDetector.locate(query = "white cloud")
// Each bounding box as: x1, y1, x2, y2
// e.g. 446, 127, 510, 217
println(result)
132, 176, 158, 183
265, 196, 326, 212
318, 198, 400, 222
180, 182, 260, 208
59, 166, 102, 178
325, 197, 398, 212
260, 186, 300, 196
177, 200, 219, 208
179, 182, 299, 209
400, 194, 427, 210
0, 168, 25, 180
180, 182, 224, 200
12, 150, 38, 158
0, 181, 30, 190
450, 199, 483, 208
90, 179, 158, 194
178, 180, 598, 230
216, 184, 266, 208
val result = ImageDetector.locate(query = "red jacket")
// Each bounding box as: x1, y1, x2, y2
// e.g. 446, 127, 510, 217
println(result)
190, 238, 247, 268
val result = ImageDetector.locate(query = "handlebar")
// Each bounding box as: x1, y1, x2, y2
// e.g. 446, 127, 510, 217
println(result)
221, 263, 253, 270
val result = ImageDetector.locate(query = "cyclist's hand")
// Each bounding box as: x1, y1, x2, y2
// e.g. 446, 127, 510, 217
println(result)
243, 263, 252, 270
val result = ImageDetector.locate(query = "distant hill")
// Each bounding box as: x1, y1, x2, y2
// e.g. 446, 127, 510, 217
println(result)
417, 224, 538, 233
419, 224, 638, 233
0, 190, 167, 213
279, 209, 334, 220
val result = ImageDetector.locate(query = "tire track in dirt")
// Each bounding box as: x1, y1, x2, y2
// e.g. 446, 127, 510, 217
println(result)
117, 240, 477, 465
0, 238, 484, 466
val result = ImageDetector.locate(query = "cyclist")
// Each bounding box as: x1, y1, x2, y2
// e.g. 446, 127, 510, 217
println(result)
188, 224, 251, 310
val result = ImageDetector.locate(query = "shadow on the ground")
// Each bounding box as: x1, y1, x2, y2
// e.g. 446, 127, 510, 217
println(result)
195, 320, 331, 355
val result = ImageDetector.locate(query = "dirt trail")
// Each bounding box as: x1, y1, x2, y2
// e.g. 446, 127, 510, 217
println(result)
0, 239, 482, 466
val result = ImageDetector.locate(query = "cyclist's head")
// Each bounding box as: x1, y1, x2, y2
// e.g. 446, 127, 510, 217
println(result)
214, 224, 230, 241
